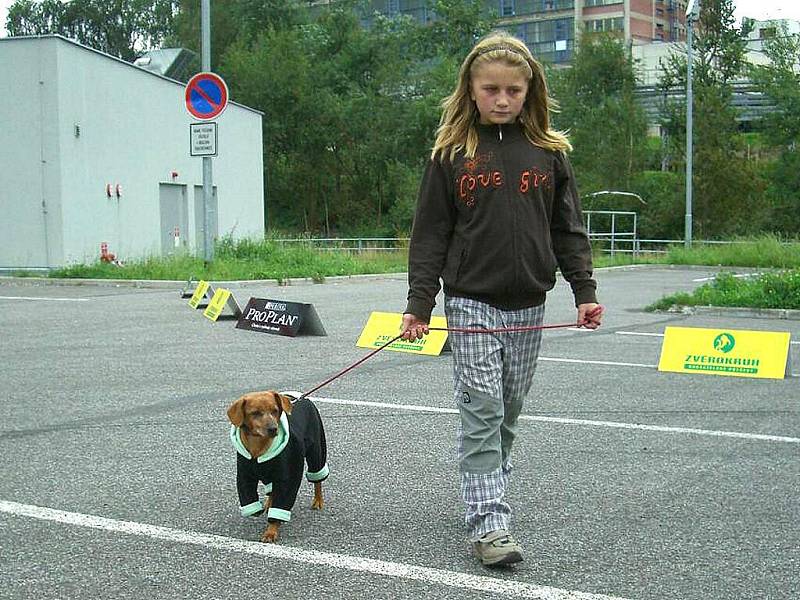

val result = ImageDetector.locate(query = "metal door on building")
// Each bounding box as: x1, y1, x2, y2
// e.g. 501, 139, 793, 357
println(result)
159, 183, 189, 256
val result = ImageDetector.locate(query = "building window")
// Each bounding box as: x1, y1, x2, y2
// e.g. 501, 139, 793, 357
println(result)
515, 18, 574, 63
386, 0, 399, 16
585, 17, 623, 33
500, 0, 515, 17
759, 27, 777, 39
584, 0, 622, 6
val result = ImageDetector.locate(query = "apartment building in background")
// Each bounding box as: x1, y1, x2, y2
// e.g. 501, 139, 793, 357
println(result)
315, 0, 688, 64
496, 0, 686, 64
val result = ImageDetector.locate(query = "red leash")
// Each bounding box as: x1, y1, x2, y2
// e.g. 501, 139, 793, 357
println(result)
297, 306, 603, 400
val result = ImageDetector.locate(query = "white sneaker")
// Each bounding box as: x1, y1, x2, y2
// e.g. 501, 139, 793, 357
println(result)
472, 530, 523, 566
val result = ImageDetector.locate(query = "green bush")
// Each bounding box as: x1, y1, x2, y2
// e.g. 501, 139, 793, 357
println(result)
666, 235, 800, 268
48, 237, 408, 281
630, 170, 684, 240
647, 269, 800, 311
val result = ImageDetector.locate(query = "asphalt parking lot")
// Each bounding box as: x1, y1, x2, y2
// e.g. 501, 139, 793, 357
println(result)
0, 266, 798, 600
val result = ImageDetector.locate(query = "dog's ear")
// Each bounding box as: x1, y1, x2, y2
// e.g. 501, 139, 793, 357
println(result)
278, 393, 293, 415
227, 397, 246, 426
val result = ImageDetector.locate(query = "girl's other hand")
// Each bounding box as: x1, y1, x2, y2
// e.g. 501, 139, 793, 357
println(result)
577, 303, 603, 329
401, 313, 429, 341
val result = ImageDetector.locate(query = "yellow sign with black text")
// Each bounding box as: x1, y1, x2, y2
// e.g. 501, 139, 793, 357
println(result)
658, 326, 791, 379
357, 312, 449, 355
204, 287, 232, 322
188, 280, 210, 309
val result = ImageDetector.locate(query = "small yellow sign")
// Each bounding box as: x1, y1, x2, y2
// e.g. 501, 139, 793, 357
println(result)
204, 287, 232, 322
188, 280, 210, 309
658, 326, 791, 379
356, 312, 449, 356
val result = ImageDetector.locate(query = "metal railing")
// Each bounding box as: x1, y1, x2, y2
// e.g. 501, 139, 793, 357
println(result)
272, 220, 770, 259
273, 237, 410, 252
274, 211, 644, 257
584, 210, 639, 257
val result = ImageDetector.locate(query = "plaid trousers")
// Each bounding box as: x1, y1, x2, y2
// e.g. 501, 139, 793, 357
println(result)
444, 295, 544, 540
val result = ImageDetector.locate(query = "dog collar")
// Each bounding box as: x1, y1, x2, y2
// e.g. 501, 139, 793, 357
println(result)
230, 412, 289, 462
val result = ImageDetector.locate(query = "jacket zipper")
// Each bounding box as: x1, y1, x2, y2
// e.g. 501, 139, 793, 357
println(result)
497, 124, 517, 296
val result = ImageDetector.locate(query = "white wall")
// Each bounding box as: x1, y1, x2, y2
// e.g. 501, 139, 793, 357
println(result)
0, 37, 64, 268
744, 19, 800, 69
0, 35, 264, 268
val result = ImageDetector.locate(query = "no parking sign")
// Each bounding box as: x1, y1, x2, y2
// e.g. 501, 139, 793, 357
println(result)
185, 72, 229, 120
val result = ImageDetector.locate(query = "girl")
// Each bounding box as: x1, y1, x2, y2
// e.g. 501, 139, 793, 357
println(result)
400, 32, 602, 567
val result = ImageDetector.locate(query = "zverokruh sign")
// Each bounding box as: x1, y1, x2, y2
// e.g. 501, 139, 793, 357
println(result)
658, 326, 792, 379
356, 312, 450, 356
185, 72, 229, 120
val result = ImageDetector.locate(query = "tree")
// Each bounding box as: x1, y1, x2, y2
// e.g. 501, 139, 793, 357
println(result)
550, 33, 648, 196
221, 4, 429, 234
750, 26, 800, 235
658, 0, 764, 238
412, 0, 494, 59
6, 0, 178, 61
218, 0, 500, 235
169, 0, 307, 70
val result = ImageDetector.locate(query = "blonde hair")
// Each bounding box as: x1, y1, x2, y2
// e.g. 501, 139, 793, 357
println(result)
432, 31, 571, 161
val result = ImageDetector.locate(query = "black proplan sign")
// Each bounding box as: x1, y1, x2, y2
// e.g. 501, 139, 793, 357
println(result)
236, 298, 327, 337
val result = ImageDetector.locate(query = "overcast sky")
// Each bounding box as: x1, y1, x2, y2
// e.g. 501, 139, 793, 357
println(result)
1, 0, 799, 38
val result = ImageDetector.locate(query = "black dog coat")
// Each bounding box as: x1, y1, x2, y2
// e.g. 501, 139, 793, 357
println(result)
231, 395, 328, 522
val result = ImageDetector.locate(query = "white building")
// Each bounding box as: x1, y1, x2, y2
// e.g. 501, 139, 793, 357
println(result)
632, 40, 683, 85
632, 18, 800, 85
0, 35, 264, 269
743, 18, 800, 68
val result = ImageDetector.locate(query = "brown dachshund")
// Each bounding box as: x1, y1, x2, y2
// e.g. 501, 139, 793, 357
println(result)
227, 391, 328, 543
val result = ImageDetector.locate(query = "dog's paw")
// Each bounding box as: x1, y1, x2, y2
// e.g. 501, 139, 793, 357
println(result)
260, 529, 279, 543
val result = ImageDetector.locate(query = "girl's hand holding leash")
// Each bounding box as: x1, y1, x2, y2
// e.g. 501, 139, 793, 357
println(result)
401, 313, 429, 341
577, 303, 603, 329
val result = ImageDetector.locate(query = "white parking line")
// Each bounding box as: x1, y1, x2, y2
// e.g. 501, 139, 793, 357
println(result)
310, 397, 800, 444
616, 331, 664, 338
539, 357, 656, 368
616, 331, 799, 346
0, 296, 89, 302
692, 273, 759, 282
0, 500, 630, 600
525, 415, 800, 444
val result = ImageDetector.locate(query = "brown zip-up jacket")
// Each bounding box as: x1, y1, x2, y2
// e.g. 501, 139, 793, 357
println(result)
405, 122, 597, 323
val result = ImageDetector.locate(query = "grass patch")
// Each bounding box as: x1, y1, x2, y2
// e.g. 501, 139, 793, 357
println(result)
30, 235, 800, 312
46, 239, 663, 280
647, 270, 800, 311
593, 252, 666, 268
664, 235, 800, 269
48, 240, 408, 282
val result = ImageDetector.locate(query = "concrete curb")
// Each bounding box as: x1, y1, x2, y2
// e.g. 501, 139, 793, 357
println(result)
596, 263, 782, 274
0, 272, 407, 290
0, 277, 184, 290
688, 306, 800, 321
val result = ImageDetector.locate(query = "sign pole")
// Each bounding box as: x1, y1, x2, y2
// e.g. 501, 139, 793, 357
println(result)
201, 0, 214, 263
685, 0, 699, 248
